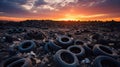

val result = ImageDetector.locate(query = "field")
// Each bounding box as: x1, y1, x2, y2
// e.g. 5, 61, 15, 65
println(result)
0, 20, 120, 67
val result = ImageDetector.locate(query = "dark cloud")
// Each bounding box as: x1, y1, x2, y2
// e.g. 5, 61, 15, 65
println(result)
6, 0, 27, 5
34, 0, 47, 7
0, 0, 29, 14
74, 0, 120, 15
91, 0, 120, 14
98, 0, 120, 7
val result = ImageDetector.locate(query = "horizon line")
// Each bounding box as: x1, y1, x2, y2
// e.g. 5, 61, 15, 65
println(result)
0, 19, 120, 22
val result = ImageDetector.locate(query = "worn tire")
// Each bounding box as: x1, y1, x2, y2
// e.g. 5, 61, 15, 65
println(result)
44, 42, 55, 53
54, 49, 79, 67
93, 44, 118, 58
0, 56, 22, 67
0, 50, 10, 62
8, 58, 32, 67
16, 28, 26, 33
56, 36, 73, 48
93, 56, 120, 67
83, 44, 93, 56
18, 40, 36, 53
67, 45, 85, 60
45, 40, 61, 52
74, 40, 84, 45
1, 35, 13, 43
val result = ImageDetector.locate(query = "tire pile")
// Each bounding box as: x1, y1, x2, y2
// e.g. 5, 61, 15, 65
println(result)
0, 26, 120, 67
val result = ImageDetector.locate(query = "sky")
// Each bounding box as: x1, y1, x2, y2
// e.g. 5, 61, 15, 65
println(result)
0, 0, 120, 21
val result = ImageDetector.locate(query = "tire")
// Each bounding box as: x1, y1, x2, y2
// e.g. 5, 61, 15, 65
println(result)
8, 58, 32, 67
83, 44, 93, 56
1, 35, 13, 43
24, 31, 45, 40
24, 31, 33, 40
97, 39, 109, 45
54, 49, 79, 67
33, 31, 45, 40
16, 28, 26, 33
74, 30, 81, 35
93, 44, 118, 58
18, 40, 36, 53
93, 56, 120, 67
49, 31, 56, 38
7, 28, 25, 34
74, 40, 84, 45
44, 42, 55, 53
0, 49, 17, 62
7, 47, 18, 56
67, 45, 85, 60
44, 40, 62, 52
0, 50, 10, 62
0, 56, 22, 67
56, 36, 73, 48
44, 42, 50, 53
91, 33, 101, 40
7, 29, 15, 34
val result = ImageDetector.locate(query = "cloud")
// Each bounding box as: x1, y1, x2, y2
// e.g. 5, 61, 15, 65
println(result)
76, 0, 106, 7
0, 0, 29, 14
21, 0, 36, 10
33, 0, 78, 11
6, 0, 27, 5
0, 0, 107, 15
86, 0, 120, 14
44, 0, 77, 4
34, 0, 47, 6
0, 0, 120, 20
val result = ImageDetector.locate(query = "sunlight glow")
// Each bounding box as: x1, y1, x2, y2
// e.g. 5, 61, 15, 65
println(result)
57, 14, 107, 21
57, 14, 78, 21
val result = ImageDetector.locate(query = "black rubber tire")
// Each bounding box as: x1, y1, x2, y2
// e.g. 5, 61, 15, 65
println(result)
49, 31, 56, 38
44, 42, 55, 53
56, 35, 73, 48
91, 33, 101, 40
7, 28, 25, 34
1, 35, 13, 43
18, 40, 36, 53
24, 31, 45, 40
33, 31, 45, 40
74, 30, 81, 35
44, 40, 62, 52
54, 49, 79, 67
0, 56, 22, 67
83, 44, 93, 56
8, 58, 32, 67
0, 49, 17, 62
0, 50, 10, 62
93, 56, 120, 67
93, 44, 118, 58
67, 45, 85, 60
24, 31, 33, 40
16, 28, 26, 33
7, 28, 16, 34
74, 40, 84, 45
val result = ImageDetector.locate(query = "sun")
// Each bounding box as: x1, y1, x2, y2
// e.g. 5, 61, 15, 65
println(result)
58, 18, 77, 21
57, 14, 80, 21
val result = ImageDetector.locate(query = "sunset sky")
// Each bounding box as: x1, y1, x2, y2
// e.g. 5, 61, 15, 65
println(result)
0, 0, 120, 21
